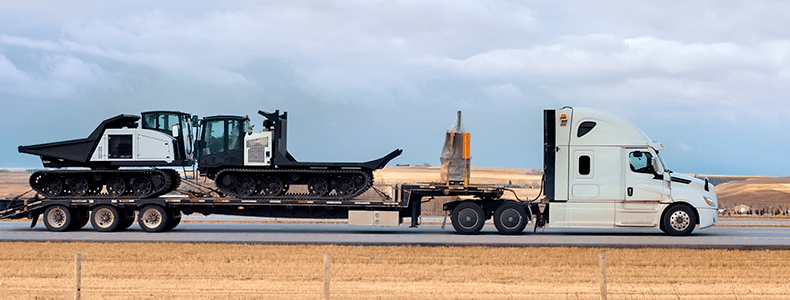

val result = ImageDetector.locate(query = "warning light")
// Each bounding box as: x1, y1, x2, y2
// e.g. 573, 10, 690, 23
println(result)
560, 114, 568, 126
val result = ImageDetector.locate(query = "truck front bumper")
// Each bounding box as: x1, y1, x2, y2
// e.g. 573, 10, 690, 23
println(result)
698, 207, 717, 229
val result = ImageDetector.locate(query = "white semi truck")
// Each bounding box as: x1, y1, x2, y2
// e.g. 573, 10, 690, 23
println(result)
0, 107, 717, 236
534, 107, 717, 235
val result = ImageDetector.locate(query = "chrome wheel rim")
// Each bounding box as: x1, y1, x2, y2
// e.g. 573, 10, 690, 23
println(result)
669, 210, 690, 231
141, 209, 163, 228
47, 207, 67, 228
94, 207, 115, 229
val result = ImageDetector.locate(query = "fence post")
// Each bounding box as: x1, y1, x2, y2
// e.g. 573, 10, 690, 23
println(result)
75, 253, 82, 300
324, 253, 331, 300
599, 253, 607, 300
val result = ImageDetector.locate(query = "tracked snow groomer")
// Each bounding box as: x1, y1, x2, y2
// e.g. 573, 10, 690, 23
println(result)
195, 110, 402, 199
19, 109, 401, 202
19, 111, 195, 199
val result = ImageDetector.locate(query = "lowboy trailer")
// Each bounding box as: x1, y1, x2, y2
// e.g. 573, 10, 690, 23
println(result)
0, 184, 515, 233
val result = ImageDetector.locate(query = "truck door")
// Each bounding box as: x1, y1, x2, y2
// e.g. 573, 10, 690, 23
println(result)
617, 149, 666, 226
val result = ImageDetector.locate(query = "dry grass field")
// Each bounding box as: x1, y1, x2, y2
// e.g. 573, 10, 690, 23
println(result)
2, 170, 790, 299
0, 242, 788, 300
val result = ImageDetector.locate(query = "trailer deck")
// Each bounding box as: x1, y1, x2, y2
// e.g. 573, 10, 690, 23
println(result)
0, 184, 507, 230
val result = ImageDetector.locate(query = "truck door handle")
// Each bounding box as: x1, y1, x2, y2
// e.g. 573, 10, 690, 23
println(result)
627, 187, 633, 197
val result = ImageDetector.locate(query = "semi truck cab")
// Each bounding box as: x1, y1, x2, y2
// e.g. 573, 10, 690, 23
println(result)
543, 107, 717, 235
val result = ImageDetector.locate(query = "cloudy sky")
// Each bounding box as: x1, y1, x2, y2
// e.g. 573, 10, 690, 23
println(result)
1, 0, 789, 176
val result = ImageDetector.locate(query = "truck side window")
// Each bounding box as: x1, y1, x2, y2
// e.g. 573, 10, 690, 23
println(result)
577, 121, 596, 137
629, 151, 654, 174
579, 155, 591, 175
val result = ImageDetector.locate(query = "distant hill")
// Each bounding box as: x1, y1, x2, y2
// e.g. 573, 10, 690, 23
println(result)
712, 176, 790, 214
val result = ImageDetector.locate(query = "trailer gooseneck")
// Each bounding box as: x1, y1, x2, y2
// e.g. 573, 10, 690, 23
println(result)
1, 107, 718, 236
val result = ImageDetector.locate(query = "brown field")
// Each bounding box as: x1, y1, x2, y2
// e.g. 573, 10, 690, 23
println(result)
712, 176, 790, 213
0, 242, 788, 299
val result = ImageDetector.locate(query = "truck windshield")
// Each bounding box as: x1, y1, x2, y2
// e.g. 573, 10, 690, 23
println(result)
656, 151, 671, 173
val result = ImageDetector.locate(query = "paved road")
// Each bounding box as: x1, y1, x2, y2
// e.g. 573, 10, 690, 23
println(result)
1, 218, 788, 249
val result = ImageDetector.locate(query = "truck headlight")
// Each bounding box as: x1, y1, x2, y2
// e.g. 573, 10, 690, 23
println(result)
703, 196, 716, 207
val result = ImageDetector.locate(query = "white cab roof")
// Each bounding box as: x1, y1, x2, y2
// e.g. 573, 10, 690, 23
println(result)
563, 107, 661, 149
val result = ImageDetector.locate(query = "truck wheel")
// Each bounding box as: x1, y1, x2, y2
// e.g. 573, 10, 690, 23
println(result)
138, 205, 169, 232
493, 202, 528, 235
91, 205, 120, 232
43, 205, 73, 232
662, 205, 696, 236
451, 202, 486, 235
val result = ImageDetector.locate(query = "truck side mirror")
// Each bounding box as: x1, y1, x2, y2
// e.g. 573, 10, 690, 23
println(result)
171, 125, 179, 137
191, 115, 200, 128
651, 156, 662, 175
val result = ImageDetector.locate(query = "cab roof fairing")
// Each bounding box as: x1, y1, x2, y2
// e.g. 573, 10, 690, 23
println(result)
562, 107, 659, 149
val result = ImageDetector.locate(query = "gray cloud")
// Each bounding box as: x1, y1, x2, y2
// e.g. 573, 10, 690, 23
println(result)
1, 1, 789, 175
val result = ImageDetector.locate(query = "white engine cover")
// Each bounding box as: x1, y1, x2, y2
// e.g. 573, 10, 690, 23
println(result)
244, 131, 273, 166
90, 128, 174, 163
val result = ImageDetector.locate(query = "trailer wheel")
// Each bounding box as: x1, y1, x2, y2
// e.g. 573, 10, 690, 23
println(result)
662, 205, 696, 236
91, 205, 120, 232
138, 205, 169, 232
451, 202, 486, 235
493, 202, 528, 235
43, 205, 73, 232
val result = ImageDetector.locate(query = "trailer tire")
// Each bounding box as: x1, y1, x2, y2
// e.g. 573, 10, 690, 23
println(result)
43, 205, 73, 232
451, 201, 486, 235
662, 205, 696, 236
91, 205, 121, 232
493, 202, 528, 235
138, 205, 169, 232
